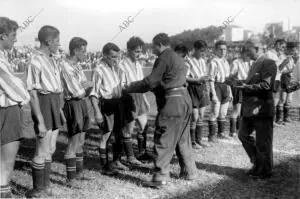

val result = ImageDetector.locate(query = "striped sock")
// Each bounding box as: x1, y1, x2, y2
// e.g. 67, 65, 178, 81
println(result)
31, 161, 45, 191
76, 153, 84, 173
65, 158, 77, 181
0, 184, 12, 198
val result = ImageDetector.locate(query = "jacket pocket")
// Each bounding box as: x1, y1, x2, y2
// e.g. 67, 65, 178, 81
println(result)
160, 96, 185, 117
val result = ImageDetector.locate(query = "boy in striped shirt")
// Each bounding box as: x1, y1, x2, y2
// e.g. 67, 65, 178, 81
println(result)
90, 43, 131, 174
185, 40, 210, 149
0, 17, 30, 198
228, 46, 253, 136
26, 25, 63, 198
207, 40, 232, 142
278, 42, 298, 123
265, 39, 294, 125
60, 37, 94, 188
119, 37, 151, 162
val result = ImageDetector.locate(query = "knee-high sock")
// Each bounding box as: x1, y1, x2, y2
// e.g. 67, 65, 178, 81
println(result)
44, 160, 51, 189
65, 158, 76, 181
76, 153, 84, 174
31, 161, 45, 191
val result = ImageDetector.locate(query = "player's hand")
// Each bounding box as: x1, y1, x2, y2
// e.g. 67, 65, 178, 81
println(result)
37, 122, 47, 138
60, 109, 67, 126
198, 76, 209, 84
81, 81, 93, 89
95, 113, 104, 128
235, 83, 246, 89
228, 92, 233, 102
211, 94, 219, 104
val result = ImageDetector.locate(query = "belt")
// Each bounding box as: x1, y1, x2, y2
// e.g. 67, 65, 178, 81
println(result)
165, 86, 186, 98
165, 86, 185, 93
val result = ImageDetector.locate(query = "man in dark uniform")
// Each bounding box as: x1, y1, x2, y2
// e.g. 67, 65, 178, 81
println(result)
123, 33, 197, 188
237, 40, 277, 179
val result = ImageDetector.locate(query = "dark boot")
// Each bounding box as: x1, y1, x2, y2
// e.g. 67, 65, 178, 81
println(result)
65, 158, 81, 189
137, 134, 145, 155
229, 118, 237, 137
190, 128, 202, 149
208, 121, 217, 142
195, 125, 210, 147
276, 106, 284, 125
217, 119, 228, 139
284, 105, 291, 123
76, 153, 95, 181
0, 185, 12, 198
98, 147, 107, 167
138, 124, 155, 161
26, 162, 47, 198
123, 137, 142, 166
44, 160, 54, 196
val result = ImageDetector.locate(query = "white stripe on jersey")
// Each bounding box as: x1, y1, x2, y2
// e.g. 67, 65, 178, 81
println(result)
230, 58, 253, 80
90, 61, 126, 99
61, 59, 87, 99
208, 57, 230, 83
0, 50, 30, 107
26, 50, 63, 94
185, 56, 207, 79
119, 57, 144, 83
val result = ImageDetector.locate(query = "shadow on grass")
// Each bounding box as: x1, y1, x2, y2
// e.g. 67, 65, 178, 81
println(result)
169, 156, 300, 199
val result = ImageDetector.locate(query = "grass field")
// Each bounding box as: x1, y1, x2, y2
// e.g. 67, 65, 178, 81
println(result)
9, 71, 300, 199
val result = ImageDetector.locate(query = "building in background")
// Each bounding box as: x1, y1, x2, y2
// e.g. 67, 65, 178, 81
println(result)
223, 25, 244, 42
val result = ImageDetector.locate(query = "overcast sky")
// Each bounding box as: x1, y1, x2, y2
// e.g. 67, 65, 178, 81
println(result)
1, 0, 300, 51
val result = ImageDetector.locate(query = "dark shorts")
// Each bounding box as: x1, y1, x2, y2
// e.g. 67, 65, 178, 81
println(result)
273, 80, 281, 93
187, 83, 210, 108
231, 86, 243, 105
1, 105, 24, 146
100, 96, 135, 133
63, 98, 90, 136
32, 93, 62, 134
281, 74, 292, 92
211, 82, 231, 104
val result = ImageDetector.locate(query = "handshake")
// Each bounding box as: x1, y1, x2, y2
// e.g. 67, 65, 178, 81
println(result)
224, 76, 245, 87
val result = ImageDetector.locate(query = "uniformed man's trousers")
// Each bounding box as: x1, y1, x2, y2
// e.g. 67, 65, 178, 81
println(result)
238, 116, 273, 173
153, 89, 196, 181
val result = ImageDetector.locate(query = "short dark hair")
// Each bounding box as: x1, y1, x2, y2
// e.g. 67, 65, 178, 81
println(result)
174, 44, 188, 56
275, 38, 286, 46
194, 40, 207, 50
153, 33, 170, 46
102, 42, 120, 55
0, 17, 18, 35
215, 40, 227, 49
69, 37, 87, 56
127, 36, 144, 51
286, 41, 300, 49
38, 25, 60, 45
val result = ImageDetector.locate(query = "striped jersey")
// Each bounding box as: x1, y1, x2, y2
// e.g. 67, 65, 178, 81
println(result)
119, 57, 150, 112
119, 57, 144, 82
90, 60, 127, 99
185, 56, 207, 79
208, 57, 230, 83
230, 58, 253, 80
265, 50, 294, 80
60, 59, 87, 99
292, 56, 300, 82
26, 50, 63, 94
0, 50, 30, 107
